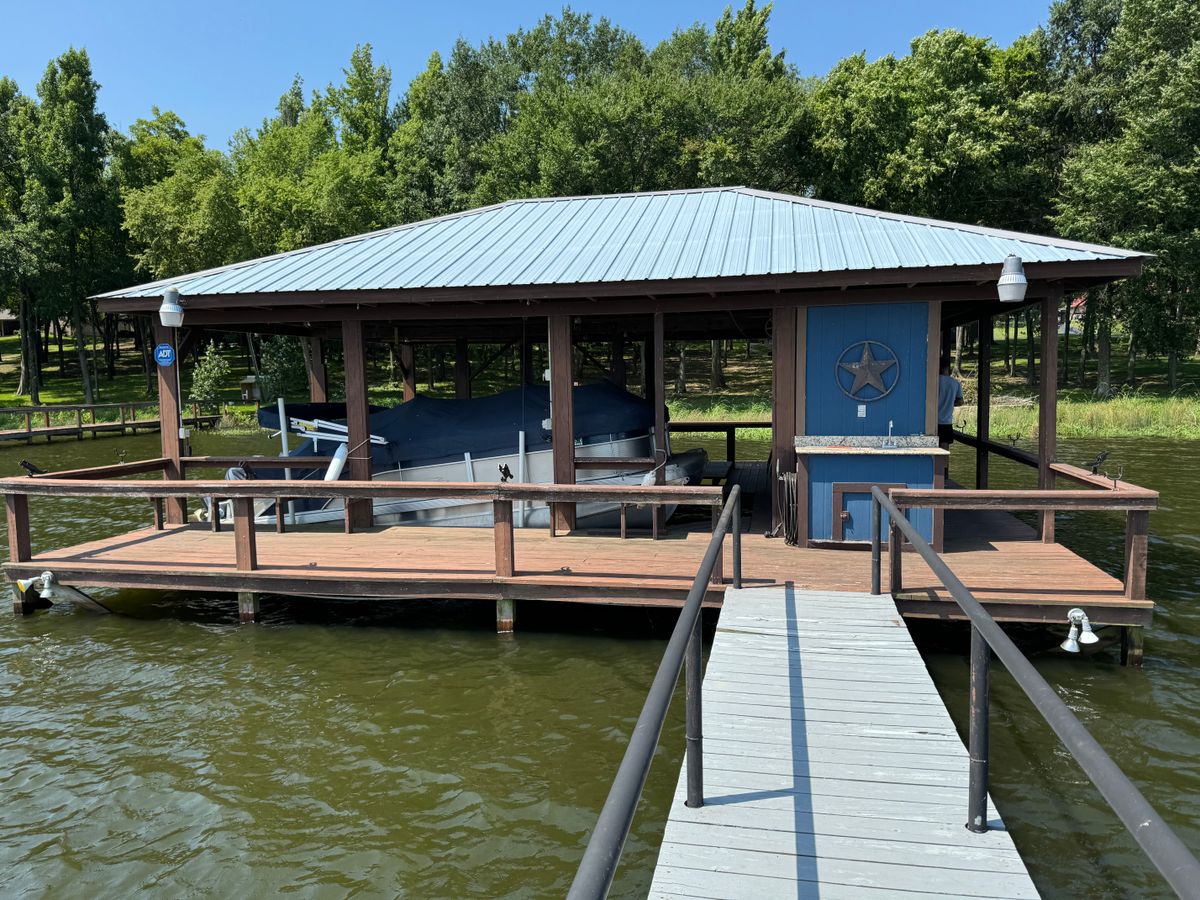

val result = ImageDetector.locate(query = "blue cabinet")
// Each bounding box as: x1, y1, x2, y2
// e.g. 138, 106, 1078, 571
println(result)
804, 452, 938, 544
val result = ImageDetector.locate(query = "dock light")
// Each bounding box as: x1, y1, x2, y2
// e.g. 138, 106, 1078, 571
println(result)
997, 255, 1027, 303
158, 287, 185, 328
1061, 608, 1098, 653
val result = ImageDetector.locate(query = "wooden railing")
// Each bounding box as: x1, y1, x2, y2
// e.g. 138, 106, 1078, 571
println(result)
950, 429, 1039, 469
668, 420, 770, 464
886, 477, 1158, 603
0, 470, 726, 584
0, 401, 218, 441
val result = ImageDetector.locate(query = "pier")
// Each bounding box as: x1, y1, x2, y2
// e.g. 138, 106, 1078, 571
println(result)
649, 585, 1037, 899
0, 402, 218, 444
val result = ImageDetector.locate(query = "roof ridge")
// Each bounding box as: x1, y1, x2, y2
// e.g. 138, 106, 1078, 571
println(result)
733, 187, 1146, 259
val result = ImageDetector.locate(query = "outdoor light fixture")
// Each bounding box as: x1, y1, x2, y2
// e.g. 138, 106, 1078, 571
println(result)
1061, 608, 1098, 653
158, 287, 185, 328
997, 255, 1027, 303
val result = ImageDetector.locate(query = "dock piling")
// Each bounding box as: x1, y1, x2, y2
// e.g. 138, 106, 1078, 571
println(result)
496, 598, 515, 633
237, 592, 260, 624
967, 625, 991, 833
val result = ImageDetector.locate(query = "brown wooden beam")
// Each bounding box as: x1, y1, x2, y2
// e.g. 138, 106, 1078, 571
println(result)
399, 342, 416, 401
152, 323, 187, 524
652, 312, 666, 537
342, 319, 373, 530
548, 315, 575, 532
306, 337, 327, 403
771, 306, 798, 534
454, 337, 471, 399
976, 313, 991, 489
1039, 291, 1060, 542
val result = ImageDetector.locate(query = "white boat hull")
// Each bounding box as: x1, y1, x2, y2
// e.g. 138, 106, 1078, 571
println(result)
206, 436, 708, 529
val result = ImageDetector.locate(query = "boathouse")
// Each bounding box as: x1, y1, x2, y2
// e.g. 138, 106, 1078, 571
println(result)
3, 187, 1158, 658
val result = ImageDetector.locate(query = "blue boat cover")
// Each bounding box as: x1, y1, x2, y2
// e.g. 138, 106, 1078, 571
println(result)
258, 382, 657, 471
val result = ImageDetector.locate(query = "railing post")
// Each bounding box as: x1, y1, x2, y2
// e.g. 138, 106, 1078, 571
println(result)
732, 488, 742, 590
5, 493, 31, 563
493, 499, 515, 578
967, 625, 990, 833
1124, 509, 1149, 601
233, 497, 257, 571
888, 517, 903, 594
870, 494, 882, 595
685, 614, 704, 808
725, 426, 736, 465
710, 503, 723, 584
151, 498, 164, 530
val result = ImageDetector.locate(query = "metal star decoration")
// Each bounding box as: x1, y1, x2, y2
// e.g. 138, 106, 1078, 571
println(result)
839, 342, 896, 395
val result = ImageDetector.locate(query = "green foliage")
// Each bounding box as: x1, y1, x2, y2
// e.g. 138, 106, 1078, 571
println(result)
256, 335, 308, 403
189, 340, 231, 403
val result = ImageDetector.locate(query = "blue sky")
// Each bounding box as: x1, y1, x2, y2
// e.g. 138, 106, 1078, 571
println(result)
2, 0, 1052, 148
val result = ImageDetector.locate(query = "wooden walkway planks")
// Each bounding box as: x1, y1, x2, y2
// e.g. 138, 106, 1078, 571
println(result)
649, 586, 1039, 900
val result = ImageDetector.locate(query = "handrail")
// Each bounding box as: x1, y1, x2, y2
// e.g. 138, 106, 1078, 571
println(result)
567, 485, 741, 900
951, 429, 1039, 468
666, 420, 771, 464
889, 487, 1158, 510
0, 477, 723, 506
0, 401, 160, 415
870, 486, 1200, 898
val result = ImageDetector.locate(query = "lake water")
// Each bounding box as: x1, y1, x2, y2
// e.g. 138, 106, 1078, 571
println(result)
0, 428, 1196, 898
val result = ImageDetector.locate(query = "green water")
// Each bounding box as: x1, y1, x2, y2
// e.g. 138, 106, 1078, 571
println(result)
0, 429, 1197, 897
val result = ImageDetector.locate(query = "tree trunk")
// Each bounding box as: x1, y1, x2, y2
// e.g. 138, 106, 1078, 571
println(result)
675, 343, 687, 396
245, 332, 262, 385
953, 326, 965, 376
1096, 308, 1112, 398
1078, 293, 1096, 386
710, 339, 725, 389
1125, 328, 1137, 386
1024, 308, 1037, 386
71, 300, 94, 404
1061, 300, 1070, 384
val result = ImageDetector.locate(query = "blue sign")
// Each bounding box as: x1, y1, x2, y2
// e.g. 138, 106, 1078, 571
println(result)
154, 343, 176, 367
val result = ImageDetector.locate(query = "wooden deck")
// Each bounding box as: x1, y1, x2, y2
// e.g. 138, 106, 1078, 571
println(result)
649, 585, 1039, 899
4, 505, 1150, 625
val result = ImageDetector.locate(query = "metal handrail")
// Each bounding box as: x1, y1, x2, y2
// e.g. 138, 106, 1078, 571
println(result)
870, 486, 1200, 898
567, 485, 742, 900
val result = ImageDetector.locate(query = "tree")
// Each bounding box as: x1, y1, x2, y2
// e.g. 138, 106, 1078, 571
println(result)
189, 340, 231, 403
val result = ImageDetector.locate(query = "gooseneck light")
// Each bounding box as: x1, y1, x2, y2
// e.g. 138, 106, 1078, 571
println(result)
997, 255, 1027, 303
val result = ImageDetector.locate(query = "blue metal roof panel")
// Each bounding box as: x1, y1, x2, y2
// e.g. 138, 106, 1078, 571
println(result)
94, 186, 1147, 300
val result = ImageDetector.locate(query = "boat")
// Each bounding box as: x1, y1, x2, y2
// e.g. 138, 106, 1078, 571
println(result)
197, 382, 708, 529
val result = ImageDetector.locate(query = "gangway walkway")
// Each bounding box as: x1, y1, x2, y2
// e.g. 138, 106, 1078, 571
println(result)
649, 585, 1039, 899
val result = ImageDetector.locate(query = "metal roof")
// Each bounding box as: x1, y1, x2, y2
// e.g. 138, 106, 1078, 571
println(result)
95, 187, 1147, 300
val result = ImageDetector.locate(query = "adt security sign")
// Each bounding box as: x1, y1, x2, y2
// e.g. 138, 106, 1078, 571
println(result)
154, 343, 176, 367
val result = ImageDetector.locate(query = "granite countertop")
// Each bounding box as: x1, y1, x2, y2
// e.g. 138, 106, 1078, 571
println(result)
793, 445, 949, 456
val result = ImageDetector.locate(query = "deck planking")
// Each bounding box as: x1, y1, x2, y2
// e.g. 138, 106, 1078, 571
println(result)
648, 585, 1039, 899
3, 506, 1148, 623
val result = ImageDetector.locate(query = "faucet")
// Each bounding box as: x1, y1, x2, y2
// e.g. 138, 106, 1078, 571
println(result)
882, 419, 897, 450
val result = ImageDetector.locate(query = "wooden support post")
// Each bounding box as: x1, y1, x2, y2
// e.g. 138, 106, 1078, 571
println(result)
496, 598, 516, 634
153, 323, 187, 524
307, 337, 327, 403
342, 319, 373, 531
275, 498, 286, 533
237, 592, 260, 624
151, 498, 164, 530
1120, 627, 1145, 667
726, 428, 737, 465
6, 494, 31, 564
1124, 509, 1149, 602
976, 314, 991, 490
208, 498, 219, 532
493, 500, 515, 577
611, 336, 627, 387
1039, 292, 1060, 542
888, 520, 903, 594
233, 497, 257, 571
12, 584, 39, 616
652, 313, 666, 538
710, 505, 724, 585
548, 316, 576, 533
771, 306, 798, 535
454, 338, 471, 399
399, 342, 416, 402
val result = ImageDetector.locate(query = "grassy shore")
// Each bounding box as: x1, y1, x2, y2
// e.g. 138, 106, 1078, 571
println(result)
1, 332, 1197, 439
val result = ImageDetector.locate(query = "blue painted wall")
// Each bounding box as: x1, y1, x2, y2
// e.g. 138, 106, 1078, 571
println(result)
808, 454, 934, 542
805, 302, 929, 436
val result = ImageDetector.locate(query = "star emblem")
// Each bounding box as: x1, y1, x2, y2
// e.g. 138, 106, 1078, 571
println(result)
836, 341, 899, 400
